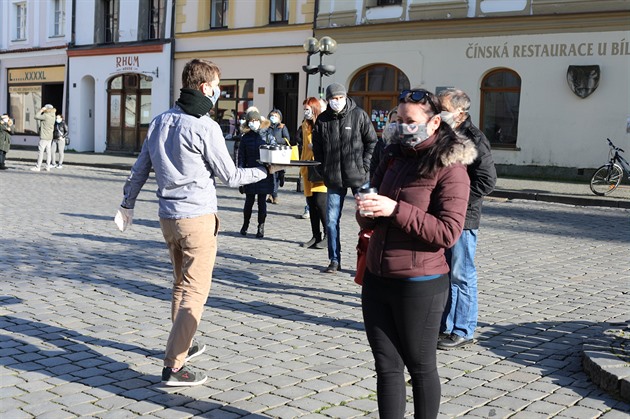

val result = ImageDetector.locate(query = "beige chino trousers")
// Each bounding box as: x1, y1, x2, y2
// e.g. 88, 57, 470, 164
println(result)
160, 213, 219, 369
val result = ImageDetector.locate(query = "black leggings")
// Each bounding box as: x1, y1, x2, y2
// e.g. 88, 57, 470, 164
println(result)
362, 271, 448, 419
306, 192, 327, 238
243, 193, 267, 225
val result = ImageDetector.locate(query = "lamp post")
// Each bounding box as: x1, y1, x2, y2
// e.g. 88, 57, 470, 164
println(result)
302, 36, 338, 99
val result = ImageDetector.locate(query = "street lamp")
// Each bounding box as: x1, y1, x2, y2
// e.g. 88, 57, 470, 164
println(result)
302, 36, 338, 99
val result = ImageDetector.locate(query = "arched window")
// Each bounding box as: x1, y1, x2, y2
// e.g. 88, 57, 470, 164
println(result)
349, 64, 410, 133
480, 69, 521, 147
106, 74, 152, 153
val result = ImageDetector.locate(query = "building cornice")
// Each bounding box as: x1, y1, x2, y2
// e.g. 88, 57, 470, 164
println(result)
0, 44, 68, 55
314, 11, 630, 43
176, 23, 313, 39
174, 45, 304, 60
67, 43, 165, 57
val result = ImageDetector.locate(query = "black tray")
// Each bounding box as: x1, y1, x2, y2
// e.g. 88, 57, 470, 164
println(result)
257, 160, 320, 167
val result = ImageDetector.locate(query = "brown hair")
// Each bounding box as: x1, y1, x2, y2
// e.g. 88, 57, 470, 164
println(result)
181, 59, 221, 89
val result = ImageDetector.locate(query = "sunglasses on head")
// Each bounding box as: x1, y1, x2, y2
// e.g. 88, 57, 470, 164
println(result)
399, 89, 439, 115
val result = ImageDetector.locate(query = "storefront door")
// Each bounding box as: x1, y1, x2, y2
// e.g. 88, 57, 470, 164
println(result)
107, 74, 152, 153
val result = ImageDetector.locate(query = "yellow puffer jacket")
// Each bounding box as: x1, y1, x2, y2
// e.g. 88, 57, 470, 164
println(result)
300, 120, 326, 197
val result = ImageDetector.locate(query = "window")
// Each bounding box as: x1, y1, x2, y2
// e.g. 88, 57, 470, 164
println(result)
349, 64, 410, 133
104, 0, 120, 43
52, 0, 65, 36
139, 0, 165, 39
377, 0, 402, 5
15, 2, 27, 40
211, 79, 253, 139
148, 0, 165, 39
270, 0, 288, 24
480, 68, 521, 147
210, 0, 228, 29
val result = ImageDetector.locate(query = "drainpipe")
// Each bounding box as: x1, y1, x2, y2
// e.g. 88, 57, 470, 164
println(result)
169, 0, 176, 105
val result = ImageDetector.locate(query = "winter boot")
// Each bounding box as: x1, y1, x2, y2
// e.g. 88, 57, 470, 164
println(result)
256, 224, 265, 238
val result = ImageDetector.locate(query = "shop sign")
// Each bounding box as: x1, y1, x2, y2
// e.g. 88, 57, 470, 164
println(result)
115, 55, 140, 72
8, 66, 65, 83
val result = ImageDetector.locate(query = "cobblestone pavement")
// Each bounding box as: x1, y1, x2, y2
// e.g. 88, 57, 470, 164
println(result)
1, 161, 629, 418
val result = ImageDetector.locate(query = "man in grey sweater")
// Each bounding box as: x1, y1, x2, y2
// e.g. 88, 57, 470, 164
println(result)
116, 59, 281, 386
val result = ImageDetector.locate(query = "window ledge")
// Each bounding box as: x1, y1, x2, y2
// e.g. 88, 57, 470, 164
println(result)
491, 144, 521, 151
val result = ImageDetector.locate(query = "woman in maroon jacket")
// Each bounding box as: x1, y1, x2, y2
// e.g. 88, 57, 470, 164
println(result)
356, 89, 477, 419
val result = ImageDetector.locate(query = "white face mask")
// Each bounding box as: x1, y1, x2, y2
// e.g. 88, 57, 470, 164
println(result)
56, 118, 62, 123
440, 111, 458, 129
239, 119, 246, 125
248, 121, 260, 131
329, 98, 346, 113
303, 109, 313, 120
269, 115, 280, 124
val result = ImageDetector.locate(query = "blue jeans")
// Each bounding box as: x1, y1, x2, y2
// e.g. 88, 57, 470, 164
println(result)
326, 187, 359, 264
441, 229, 478, 340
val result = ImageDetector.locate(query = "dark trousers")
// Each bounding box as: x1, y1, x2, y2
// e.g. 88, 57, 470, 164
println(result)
306, 192, 327, 239
362, 271, 449, 419
0, 150, 6, 168
243, 193, 267, 225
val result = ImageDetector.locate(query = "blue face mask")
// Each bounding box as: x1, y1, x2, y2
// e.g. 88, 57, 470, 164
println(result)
206, 86, 221, 106
270, 116, 280, 124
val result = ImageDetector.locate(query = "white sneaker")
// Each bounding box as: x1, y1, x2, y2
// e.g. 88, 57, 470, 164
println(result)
301, 206, 310, 219
46, 166, 51, 172
30, 167, 41, 172
56, 164, 63, 169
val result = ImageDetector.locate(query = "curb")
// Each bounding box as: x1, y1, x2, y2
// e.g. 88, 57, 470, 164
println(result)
582, 321, 630, 402
489, 190, 630, 209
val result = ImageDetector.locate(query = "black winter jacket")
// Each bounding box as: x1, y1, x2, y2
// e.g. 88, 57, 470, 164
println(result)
457, 117, 497, 229
312, 97, 377, 189
237, 126, 275, 195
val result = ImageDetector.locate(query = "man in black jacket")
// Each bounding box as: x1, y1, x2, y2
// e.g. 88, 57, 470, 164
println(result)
437, 88, 497, 349
313, 83, 377, 273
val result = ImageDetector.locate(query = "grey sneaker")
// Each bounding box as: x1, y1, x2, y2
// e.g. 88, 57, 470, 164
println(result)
161, 365, 207, 387
185, 340, 206, 363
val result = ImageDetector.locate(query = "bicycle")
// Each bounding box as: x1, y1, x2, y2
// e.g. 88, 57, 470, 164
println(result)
589, 138, 629, 196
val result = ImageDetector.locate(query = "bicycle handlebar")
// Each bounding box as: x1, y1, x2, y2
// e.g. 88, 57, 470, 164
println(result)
607, 138, 625, 153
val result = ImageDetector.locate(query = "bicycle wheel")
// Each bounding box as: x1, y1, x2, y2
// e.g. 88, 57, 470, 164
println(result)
590, 164, 623, 195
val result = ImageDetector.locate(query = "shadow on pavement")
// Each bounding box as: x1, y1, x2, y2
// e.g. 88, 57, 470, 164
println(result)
0, 312, 267, 418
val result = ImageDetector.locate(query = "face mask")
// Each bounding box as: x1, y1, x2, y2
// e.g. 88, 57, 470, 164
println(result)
239, 119, 246, 125
1, 119, 8, 124
56, 118, 62, 123
206, 85, 221, 106
270, 116, 280, 124
248, 121, 260, 131
304, 109, 313, 120
390, 122, 431, 148
329, 98, 346, 113
440, 111, 458, 129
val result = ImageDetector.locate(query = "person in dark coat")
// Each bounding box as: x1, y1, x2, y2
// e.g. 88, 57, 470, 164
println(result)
356, 88, 477, 419
0, 114, 14, 170
312, 82, 377, 273
437, 88, 497, 350
237, 109, 275, 238
266, 108, 291, 204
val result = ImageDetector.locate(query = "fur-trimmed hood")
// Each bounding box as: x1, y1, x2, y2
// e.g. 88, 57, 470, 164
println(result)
240, 117, 270, 134
441, 134, 478, 167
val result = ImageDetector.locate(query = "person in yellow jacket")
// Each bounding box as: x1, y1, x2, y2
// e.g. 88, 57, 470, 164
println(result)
299, 97, 327, 248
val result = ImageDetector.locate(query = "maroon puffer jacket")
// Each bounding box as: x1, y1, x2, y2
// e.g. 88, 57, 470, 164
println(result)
357, 133, 477, 279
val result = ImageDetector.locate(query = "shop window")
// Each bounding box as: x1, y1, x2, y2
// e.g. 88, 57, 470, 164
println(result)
212, 79, 254, 139
210, 0, 228, 29
52, 0, 65, 37
480, 68, 521, 148
270, 0, 289, 24
15, 2, 27, 40
349, 64, 410, 133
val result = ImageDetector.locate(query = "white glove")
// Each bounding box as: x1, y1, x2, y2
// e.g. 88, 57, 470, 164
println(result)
114, 207, 134, 232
